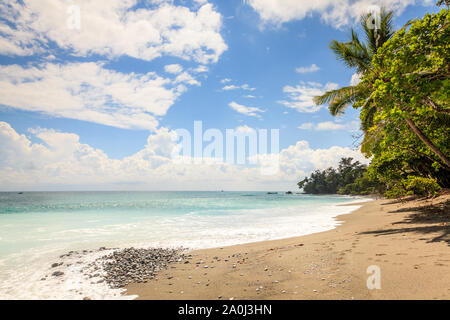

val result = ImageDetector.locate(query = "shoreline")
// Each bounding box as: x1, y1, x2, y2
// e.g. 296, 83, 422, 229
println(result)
125, 194, 449, 300
0, 195, 371, 300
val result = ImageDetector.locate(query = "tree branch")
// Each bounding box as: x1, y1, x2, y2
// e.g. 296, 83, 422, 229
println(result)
404, 117, 450, 168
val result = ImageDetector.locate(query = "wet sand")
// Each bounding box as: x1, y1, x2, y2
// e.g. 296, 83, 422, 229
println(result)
126, 194, 450, 300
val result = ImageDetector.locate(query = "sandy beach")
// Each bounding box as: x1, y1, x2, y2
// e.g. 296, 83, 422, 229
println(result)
126, 194, 450, 300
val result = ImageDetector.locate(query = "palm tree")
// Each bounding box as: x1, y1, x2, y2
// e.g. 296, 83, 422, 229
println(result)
313, 8, 394, 119
315, 8, 450, 168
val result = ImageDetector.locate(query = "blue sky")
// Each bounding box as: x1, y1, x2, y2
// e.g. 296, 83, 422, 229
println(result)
0, 0, 439, 190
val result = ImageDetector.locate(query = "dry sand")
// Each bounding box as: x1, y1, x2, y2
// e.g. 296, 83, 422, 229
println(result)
125, 194, 450, 300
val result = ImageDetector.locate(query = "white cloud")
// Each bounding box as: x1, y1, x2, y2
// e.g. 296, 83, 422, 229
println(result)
0, 2, 224, 130
298, 121, 360, 131
0, 32, 36, 56
246, 0, 434, 28
241, 84, 256, 91
193, 65, 209, 73
222, 83, 256, 91
350, 72, 362, 86
0, 0, 227, 64
164, 64, 183, 74
0, 62, 201, 130
296, 64, 320, 74
316, 121, 347, 131
221, 78, 232, 83
0, 121, 369, 190
279, 81, 339, 113
222, 85, 239, 90
298, 123, 314, 130
274, 140, 368, 177
235, 125, 257, 134
229, 101, 264, 118
174, 72, 201, 86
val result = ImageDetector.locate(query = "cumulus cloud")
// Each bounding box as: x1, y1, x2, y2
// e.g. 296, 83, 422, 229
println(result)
274, 140, 368, 178
298, 121, 360, 131
173, 72, 201, 86
0, 121, 369, 190
0, 1, 225, 130
0, 0, 227, 64
246, 0, 434, 28
229, 101, 264, 118
164, 64, 183, 74
0, 62, 202, 130
296, 64, 320, 74
279, 81, 339, 113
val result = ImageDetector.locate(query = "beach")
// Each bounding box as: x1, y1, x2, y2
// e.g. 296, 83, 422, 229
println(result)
126, 194, 450, 300
0, 192, 368, 299
1, 0, 448, 305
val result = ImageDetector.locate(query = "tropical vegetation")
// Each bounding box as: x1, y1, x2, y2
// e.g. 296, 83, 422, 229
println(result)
297, 157, 384, 195
300, 3, 449, 198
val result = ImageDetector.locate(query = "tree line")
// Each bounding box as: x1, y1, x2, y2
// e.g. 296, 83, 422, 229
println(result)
298, 157, 441, 197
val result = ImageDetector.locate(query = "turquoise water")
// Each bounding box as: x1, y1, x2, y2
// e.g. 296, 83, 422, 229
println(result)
0, 191, 367, 299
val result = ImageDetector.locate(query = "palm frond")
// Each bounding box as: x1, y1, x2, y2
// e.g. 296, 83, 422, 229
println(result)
329, 39, 371, 73
361, 103, 378, 131
361, 8, 395, 53
313, 85, 365, 116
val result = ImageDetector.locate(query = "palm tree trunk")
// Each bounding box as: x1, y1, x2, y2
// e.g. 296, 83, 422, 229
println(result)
404, 118, 450, 168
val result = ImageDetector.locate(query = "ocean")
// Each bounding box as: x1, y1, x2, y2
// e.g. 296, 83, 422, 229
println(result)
0, 191, 368, 299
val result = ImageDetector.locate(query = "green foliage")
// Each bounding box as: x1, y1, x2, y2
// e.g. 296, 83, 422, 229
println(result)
337, 171, 385, 195
361, 9, 449, 148
384, 184, 408, 199
298, 158, 441, 198
297, 158, 379, 195
385, 176, 441, 198
405, 176, 441, 197
314, 8, 395, 116
359, 9, 450, 191
309, 9, 449, 198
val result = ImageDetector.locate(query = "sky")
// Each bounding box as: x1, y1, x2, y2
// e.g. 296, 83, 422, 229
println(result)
0, 0, 439, 191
